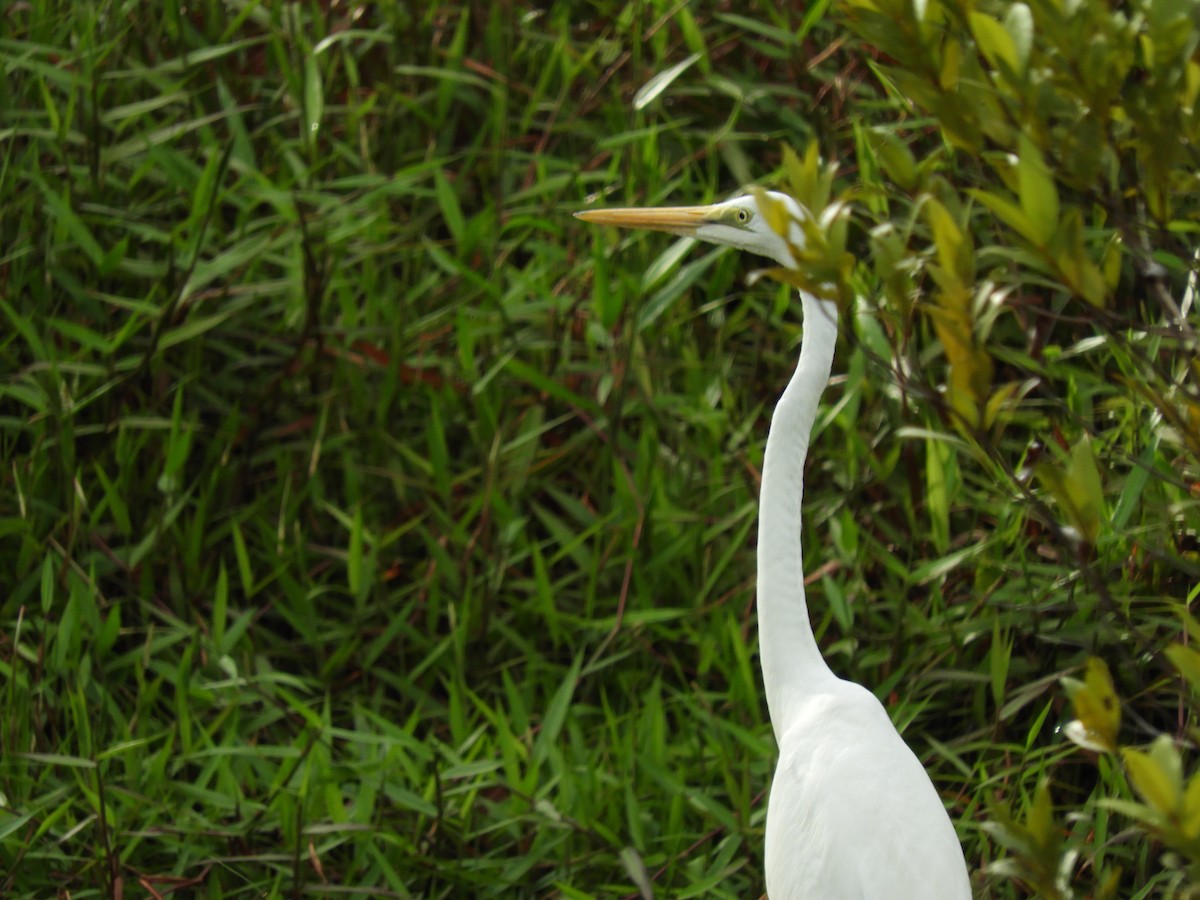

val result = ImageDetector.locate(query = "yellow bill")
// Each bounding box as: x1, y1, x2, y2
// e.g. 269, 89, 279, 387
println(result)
574, 204, 716, 237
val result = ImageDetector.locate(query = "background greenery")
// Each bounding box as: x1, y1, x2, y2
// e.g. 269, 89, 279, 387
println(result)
2, 0, 1198, 897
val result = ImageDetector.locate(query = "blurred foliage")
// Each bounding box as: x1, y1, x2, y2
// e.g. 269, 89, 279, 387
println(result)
831, 0, 1200, 895
0, 2, 908, 897
1, 0, 1199, 897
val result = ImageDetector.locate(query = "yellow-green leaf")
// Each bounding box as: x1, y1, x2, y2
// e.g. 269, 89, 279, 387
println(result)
926, 438, 952, 553
1102, 235, 1123, 291
782, 143, 809, 199
1182, 768, 1200, 837
969, 12, 1019, 75
1062, 657, 1120, 752
939, 37, 962, 90
1027, 779, 1057, 851
869, 130, 918, 192
750, 186, 792, 245
1123, 739, 1182, 817
1081, 258, 1109, 307
1185, 59, 1200, 113
1017, 133, 1059, 245
969, 188, 1040, 246
1167, 643, 1200, 692
1036, 436, 1105, 544
983, 381, 1021, 434
783, 141, 830, 214
1150, 733, 1184, 797
1181, 610, 1200, 644
924, 198, 964, 284
1064, 436, 1105, 543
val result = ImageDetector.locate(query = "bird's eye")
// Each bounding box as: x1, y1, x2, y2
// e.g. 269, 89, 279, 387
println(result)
736, 209, 752, 224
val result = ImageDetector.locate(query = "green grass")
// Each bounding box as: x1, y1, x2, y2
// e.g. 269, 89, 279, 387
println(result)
2, 1, 1199, 897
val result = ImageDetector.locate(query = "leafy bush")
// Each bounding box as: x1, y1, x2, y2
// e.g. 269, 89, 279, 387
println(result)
829, 0, 1200, 894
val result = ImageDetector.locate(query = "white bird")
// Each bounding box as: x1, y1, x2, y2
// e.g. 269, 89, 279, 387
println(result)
577, 191, 971, 899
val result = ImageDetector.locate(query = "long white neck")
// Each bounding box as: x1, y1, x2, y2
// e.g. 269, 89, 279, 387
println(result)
757, 291, 839, 740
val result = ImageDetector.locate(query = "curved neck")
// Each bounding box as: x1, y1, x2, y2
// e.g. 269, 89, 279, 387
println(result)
757, 291, 839, 739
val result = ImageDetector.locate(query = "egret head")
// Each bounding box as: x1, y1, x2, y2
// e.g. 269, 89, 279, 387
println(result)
576, 190, 806, 270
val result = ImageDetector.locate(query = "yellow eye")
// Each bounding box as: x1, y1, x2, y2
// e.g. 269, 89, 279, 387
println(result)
736, 208, 751, 223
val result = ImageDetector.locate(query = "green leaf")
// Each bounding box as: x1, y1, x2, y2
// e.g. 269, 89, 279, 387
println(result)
926, 437, 951, 552
618, 846, 654, 900
40, 554, 55, 614
532, 652, 583, 770
348, 505, 365, 598
304, 53, 324, 140
14, 752, 97, 769
1016, 133, 1059, 245
38, 178, 104, 267
230, 519, 254, 598
968, 188, 1040, 246
0, 297, 48, 360
990, 618, 1012, 709
635, 252, 721, 332
212, 562, 228, 653
869, 129, 918, 191
434, 169, 465, 244
969, 11, 1019, 75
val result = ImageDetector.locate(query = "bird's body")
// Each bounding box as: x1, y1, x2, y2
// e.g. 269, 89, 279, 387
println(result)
767, 679, 971, 898
577, 191, 970, 898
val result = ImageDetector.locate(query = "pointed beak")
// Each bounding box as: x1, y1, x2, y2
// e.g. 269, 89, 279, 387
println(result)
574, 204, 715, 237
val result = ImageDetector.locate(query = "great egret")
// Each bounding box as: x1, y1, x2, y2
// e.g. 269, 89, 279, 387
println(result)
577, 191, 971, 899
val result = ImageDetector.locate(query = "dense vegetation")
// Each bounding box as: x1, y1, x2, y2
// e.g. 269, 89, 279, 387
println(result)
2, 1, 1198, 897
